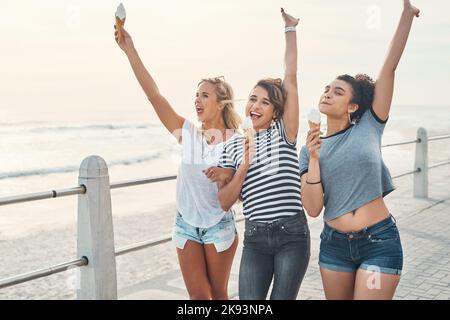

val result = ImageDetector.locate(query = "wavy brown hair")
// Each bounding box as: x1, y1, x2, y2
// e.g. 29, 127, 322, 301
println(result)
254, 78, 286, 120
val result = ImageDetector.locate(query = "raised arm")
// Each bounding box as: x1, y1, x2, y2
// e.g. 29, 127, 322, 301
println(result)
281, 8, 300, 142
372, 0, 420, 121
115, 26, 185, 136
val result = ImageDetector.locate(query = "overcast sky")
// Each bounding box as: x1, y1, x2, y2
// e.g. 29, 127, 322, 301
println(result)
1, 0, 448, 124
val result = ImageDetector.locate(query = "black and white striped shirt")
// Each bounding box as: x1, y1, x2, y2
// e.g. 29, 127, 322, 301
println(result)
219, 119, 304, 222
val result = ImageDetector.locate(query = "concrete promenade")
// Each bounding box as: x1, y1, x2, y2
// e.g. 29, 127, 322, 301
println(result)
119, 165, 450, 300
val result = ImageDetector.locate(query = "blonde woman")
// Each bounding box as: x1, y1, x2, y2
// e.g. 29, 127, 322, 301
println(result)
114, 24, 241, 299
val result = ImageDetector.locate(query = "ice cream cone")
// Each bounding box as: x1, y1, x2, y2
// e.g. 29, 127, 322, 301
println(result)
115, 3, 126, 43
307, 109, 321, 130
308, 120, 320, 130
242, 117, 255, 140
115, 16, 125, 42
307, 108, 321, 142
244, 127, 255, 139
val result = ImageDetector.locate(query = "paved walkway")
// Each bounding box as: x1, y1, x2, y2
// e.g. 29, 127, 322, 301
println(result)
119, 166, 450, 300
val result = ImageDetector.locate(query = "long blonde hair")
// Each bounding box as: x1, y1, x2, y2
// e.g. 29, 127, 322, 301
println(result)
198, 77, 242, 130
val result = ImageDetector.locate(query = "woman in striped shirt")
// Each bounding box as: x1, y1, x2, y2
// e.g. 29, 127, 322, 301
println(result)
212, 9, 310, 300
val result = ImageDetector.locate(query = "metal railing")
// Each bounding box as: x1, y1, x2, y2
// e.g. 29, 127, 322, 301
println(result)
0, 128, 449, 298
0, 258, 88, 289
0, 186, 86, 206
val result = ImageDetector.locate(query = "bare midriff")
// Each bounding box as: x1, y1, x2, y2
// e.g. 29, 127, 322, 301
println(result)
325, 197, 390, 233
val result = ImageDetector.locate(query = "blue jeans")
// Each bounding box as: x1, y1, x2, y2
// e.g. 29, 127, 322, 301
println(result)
319, 214, 403, 275
239, 213, 311, 300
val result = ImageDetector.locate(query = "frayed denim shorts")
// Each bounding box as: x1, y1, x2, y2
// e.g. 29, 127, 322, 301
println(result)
319, 215, 403, 275
172, 211, 237, 253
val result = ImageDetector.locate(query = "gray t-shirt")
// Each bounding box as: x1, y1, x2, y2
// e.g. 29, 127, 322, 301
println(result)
299, 108, 395, 222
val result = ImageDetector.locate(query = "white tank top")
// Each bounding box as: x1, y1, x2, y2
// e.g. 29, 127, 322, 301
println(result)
176, 120, 237, 228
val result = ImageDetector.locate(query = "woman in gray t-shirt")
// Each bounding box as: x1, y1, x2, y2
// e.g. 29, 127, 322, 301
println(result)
299, 0, 420, 300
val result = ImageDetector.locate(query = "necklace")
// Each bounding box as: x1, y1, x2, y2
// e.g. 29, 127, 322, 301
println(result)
200, 125, 229, 159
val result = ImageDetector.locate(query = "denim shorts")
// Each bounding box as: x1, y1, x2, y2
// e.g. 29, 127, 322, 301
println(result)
319, 215, 403, 275
172, 211, 237, 253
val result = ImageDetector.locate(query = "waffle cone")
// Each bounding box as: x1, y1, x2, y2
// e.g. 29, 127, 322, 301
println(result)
308, 120, 320, 130
115, 16, 125, 42
244, 128, 255, 139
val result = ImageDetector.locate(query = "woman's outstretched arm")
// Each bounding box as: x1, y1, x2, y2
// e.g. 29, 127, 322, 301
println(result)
281, 8, 300, 143
372, 0, 420, 121
115, 26, 185, 136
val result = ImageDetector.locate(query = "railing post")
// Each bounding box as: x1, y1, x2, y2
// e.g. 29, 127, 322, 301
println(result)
77, 155, 117, 299
414, 128, 428, 198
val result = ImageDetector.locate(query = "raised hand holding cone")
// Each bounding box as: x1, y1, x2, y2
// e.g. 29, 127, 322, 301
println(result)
115, 3, 126, 42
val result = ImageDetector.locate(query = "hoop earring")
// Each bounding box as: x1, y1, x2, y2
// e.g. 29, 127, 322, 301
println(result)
272, 117, 277, 126
348, 113, 356, 125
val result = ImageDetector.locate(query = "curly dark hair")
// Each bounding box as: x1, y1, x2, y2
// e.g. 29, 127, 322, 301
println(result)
336, 74, 375, 123
254, 78, 286, 120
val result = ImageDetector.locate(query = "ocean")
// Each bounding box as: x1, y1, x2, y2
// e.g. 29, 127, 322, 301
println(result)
0, 121, 173, 183
1, 104, 449, 197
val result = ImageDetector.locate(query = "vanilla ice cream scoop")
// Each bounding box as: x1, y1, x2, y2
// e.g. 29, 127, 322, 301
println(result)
115, 3, 126, 20
242, 116, 255, 139
307, 108, 321, 129
242, 116, 252, 130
